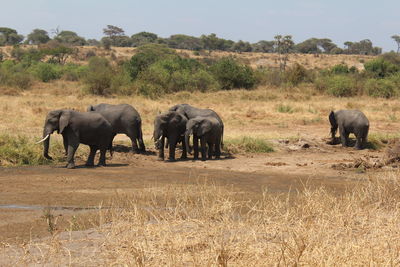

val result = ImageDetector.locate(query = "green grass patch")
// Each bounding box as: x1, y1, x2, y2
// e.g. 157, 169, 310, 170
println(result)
0, 134, 88, 166
225, 136, 274, 154
366, 133, 400, 150
276, 104, 295, 113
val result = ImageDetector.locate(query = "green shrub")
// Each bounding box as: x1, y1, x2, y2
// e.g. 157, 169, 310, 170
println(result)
365, 78, 397, 98
225, 136, 274, 154
315, 75, 358, 97
0, 61, 34, 89
0, 134, 49, 166
210, 57, 256, 89
276, 104, 295, 113
30, 62, 62, 82
330, 64, 349, 74
126, 44, 177, 79
83, 57, 114, 95
136, 57, 218, 97
284, 63, 309, 85
364, 58, 399, 78
61, 64, 88, 81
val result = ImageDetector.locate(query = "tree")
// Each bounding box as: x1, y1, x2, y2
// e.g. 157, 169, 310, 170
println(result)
54, 31, 86, 46
40, 40, 74, 64
391, 35, 400, 53
274, 35, 294, 70
344, 39, 381, 55
131, 32, 158, 47
0, 27, 24, 45
252, 40, 275, 53
166, 34, 203, 50
231, 40, 252, 53
103, 25, 126, 46
26, 29, 50, 44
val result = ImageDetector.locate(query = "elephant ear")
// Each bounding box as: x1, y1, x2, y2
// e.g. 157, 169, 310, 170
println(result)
170, 113, 183, 125
329, 111, 337, 127
198, 119, 212, 136
59, 111, 71, 134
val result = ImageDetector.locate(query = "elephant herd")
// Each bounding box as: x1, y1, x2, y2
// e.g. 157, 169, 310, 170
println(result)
37, 103, 369, 169
38, 103, 224, 168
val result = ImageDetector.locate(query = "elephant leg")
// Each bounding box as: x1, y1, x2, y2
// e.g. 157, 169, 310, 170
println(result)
127, 131, 140, 154
200, 137, 207, 161
193, 136, 199, 160
207, 141, 213, 159
181, 138, 187, 160
168, 140, 176, 162
62, 135, 68, 156
86, 145, 97, 167
157, 137, 165, 161
109, 134, 116, 157
215, 139, 221, 159
339, 128, 348, 147
355, 136, 363, 150
98, 148, 107, 166
66, 140, 79, 169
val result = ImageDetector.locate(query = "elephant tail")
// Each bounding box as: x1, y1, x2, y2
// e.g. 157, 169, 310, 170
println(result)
221, 125, 224, 149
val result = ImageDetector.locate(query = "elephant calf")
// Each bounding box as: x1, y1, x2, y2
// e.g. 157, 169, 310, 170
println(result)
185, 116, 222, 161
38, 109, 113, 169
329, 110, 369, 150
153, 111, 188, 162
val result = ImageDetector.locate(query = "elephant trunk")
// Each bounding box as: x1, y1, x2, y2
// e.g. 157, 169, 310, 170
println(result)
185, 129, 192, 155
43, 129, 53, 160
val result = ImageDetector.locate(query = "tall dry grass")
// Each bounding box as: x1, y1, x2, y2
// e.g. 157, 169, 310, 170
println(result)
2, 172, 400, 265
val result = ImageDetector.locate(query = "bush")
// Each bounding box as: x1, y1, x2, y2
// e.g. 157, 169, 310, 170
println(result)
330, 64, 349, 74
136, 56, 218, 97
364, 58, 399, 78
0, 134, 49, 166
210, 57, 256, 89
29, 62, 62, 82
315, 75, 358, 97
225, 136, 274, 154
83, 57, 114, 95
365, 78, 397, 98
61, 64, 88, 81
284, 63, 310, 85
126, 44, 177, 79
0, 61, 34, 89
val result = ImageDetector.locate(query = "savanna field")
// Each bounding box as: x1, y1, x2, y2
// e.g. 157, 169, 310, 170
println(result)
2, 45, 400, 265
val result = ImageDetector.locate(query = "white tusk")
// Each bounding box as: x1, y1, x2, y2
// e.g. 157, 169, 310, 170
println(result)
158, 136, 162, 141
36, 134, 49, 144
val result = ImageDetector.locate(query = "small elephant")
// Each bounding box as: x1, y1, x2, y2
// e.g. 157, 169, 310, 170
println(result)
169, 104, 224, 148
38, 109, 113, 169
87, 103, 145, 153
185, 116, 222, 161
329, 110, 369, 150
153, 111, 188, 162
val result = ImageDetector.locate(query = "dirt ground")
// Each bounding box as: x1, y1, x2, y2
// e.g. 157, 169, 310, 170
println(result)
0, 132, 386, 244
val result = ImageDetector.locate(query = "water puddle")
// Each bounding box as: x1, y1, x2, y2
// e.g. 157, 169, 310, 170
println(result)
0, 204, 105, 211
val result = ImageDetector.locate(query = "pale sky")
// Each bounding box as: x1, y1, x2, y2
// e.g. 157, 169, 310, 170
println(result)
1, 0, 399, 51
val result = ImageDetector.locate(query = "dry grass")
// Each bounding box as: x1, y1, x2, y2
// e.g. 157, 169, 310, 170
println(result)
2, 172, 400, 265
1, 81, 400, 146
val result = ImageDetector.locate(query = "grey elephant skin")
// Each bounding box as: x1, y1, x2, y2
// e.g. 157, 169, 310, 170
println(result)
185, 116, 222, 161
87, 103, 145, 153
41, 109, 113, 169
169, 104, 224, 147
153, 111, 187, 161
329, 110, 369, 150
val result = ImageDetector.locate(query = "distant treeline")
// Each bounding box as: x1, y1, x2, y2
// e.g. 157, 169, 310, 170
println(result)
0, 25, 385, 55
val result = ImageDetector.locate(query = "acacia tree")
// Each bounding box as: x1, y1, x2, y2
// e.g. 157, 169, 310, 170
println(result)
103, 25, 126, 46
274, 35, 294, 70
0, 27, 24, 45
392, 35, 400, 53
26, 29, 50, 44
